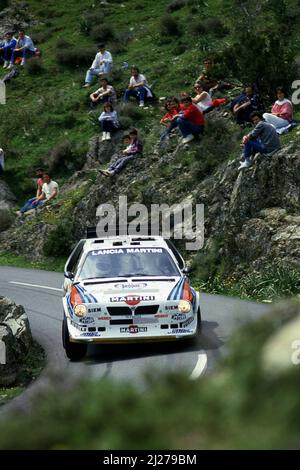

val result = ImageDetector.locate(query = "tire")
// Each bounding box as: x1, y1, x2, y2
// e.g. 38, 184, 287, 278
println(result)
62, 317, 87, 361
196, 307, 202, 336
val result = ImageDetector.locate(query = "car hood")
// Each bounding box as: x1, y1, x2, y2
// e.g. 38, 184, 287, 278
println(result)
72, 276, 194, 303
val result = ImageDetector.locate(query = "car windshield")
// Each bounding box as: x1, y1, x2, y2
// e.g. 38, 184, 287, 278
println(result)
79, 247, 181, 280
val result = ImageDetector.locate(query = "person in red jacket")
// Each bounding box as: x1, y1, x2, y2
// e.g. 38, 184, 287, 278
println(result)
176, 96, 205, 143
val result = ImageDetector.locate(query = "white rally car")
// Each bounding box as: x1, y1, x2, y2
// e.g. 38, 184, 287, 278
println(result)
62, 234, 201, 360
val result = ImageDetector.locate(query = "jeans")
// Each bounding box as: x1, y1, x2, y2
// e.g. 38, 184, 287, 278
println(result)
85, 64, 112, 84
100, 120, 119, 132
177, 117, 204, 138
124, 87, 147, 104
0, 47, 14, 62
159, 120, 178, 142
20, 197, 44, 214
10, 48, 35, 64
263, 113, 289, 129
243, 140, 266, 164
108, 154, 137, 174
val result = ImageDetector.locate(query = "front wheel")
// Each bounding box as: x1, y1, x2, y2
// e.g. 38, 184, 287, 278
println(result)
62, 317, 87, 361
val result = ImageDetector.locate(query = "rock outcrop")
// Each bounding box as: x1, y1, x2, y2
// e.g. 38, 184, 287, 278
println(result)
0, 180, 16, 232
0, 296, 32, 386
0, 131, 299, 277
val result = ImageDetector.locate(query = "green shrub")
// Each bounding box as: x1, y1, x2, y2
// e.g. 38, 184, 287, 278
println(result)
25, 58, 44, 75
56, 47, 97, 67
118, 115, 133, 129
158, 14, 181, 37
45, 141, 73, 174
79, 11, 105, 35
121, 103, 144, 120
43, 222, 73, 257
55, 38, 72, 49
31, 30, 51, 44
166, 0, 186, 13
90, 24, 115, 42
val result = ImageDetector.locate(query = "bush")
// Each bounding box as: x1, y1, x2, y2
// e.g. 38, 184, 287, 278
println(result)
121, 103, 143, 120
79, 11, 105, 35
56, 47, 97, 67
45, 141, 74, 174
43, 222, 73, 257
118, 115, 133, 130
55, 38, 72, 49
158, 14, 181, 37
192, 18, 228, 37
31, 30, 51, 44
25, 57, 44, 75
166, 0, 186, 13
90, 24, 115, 42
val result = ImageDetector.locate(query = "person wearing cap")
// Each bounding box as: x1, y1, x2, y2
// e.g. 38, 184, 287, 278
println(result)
83, 44, 113, 88
0, 32, 17, 68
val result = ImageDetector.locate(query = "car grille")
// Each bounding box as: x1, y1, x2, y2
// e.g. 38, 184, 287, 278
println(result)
107, 305, 159, 316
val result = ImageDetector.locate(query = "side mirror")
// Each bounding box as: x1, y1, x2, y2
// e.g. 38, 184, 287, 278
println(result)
64, 271, 74, 280
182, 266, 192, 274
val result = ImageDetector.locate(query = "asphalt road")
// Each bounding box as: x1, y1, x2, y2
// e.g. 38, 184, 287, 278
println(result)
0, 266, 271, 412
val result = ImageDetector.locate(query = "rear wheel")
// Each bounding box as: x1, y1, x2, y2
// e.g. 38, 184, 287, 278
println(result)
62, 317, 87, 361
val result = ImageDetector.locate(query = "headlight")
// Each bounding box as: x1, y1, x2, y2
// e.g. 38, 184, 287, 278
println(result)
178, 299, 191, 313
74, 304, 87, 317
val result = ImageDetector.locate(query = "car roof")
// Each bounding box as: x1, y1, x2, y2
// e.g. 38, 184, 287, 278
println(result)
82, 235, 170, 253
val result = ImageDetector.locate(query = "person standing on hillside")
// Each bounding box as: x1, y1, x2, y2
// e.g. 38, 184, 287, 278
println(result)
8, 30, 36, 67
0, 32, 17, 68
238, 111, 281, 170
83, 44, 113, 88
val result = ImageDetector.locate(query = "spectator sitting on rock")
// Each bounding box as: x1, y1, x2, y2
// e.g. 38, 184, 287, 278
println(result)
0, 148, 4, 175
174, 96, 205, 144
263, 87, 293, 130
159, 97, 181, 144
98, 102, 120, 141
83, 44, 113, 88
232, 84, 264, 128
123, 65, 153, 108
238, 111, 281, 170
99, 128, 143, 177
18, 172, 58, 215
0, 32, 17, 68
197, 57, 234, 96
192, 81, 228, 114
8, 30, 36, 68
89, 77, 117, 108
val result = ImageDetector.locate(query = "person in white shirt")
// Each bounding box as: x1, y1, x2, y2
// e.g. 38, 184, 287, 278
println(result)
192, 82, 213, 112
89, 77, 117, 108
123, 65, 153, 107
18, 173, 58, 215
8, 30, 36, 67
83, 44, 113, 87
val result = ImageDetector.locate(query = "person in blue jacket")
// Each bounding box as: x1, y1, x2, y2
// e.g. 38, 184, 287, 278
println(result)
0, 32, 17, 68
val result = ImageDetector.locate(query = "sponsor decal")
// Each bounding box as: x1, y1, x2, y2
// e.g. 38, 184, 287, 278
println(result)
70, 321, 86, 332
172, 313, 186, 321
114, 283, 148, 289
132, 316, 158, 324
91, 248, 162, 256
79, 317, 95, 325
154, 313, 169, 318
110, 295, 155, 305
88, 307, 101, 313
165, 305, 179, 311
80, 332, 100, 337
98, 316, 111, 321
120, 325, 148, 334
170, 328, 193, 334
181, 317, 194, 328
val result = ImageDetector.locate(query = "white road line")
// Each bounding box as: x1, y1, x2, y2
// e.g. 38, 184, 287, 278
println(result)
190, 351, 207, 380
9, 281, 62, 292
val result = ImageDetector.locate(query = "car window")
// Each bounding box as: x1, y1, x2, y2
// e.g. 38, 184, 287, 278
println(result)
78, 247, 181, 279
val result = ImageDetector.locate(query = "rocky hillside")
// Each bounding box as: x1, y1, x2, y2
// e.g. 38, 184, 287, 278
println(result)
1, 110, 299, 280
